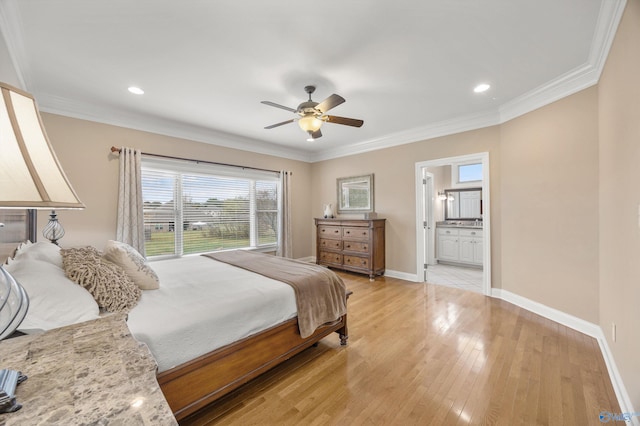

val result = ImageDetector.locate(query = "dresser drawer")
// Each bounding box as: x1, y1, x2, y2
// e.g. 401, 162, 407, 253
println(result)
318, 226, 342, 239
318, 251, 343, 265
319, 238, 343, 251
343, 241, 369, 253
342, 227, 370, 240
343, 255, 369, 269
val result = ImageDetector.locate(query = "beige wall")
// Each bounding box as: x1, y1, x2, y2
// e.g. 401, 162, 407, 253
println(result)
310, 127, 501, 281
598, 0, 640, 409
2, 3, 639, 410
37, 114, 314, 259
500, 87, 600, 323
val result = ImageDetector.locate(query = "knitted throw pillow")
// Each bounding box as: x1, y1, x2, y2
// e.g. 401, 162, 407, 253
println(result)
61, 246, 141, 313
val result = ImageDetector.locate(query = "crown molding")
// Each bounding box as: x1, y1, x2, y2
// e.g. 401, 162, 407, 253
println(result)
499, 0, 626, 123
37, 93, 315, 162
590, 0, 627, 76
309, 109, 501, 162
3, 0, 627, 163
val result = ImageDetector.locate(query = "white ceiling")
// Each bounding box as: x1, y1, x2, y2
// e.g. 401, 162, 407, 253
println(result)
0, 0, 626, 162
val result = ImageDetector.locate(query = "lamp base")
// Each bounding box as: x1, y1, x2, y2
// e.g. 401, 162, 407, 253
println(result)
42, 210, 65, 245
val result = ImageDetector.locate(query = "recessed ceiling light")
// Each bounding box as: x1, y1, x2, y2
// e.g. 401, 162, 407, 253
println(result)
473, 83, 491, 93
128, 86, 144, 95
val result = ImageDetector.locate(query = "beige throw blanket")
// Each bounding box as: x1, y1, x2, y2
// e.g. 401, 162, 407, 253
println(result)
203, 251, 347, 338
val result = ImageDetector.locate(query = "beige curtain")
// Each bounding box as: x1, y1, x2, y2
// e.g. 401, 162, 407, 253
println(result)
116, 147, 145, 255
277, 170, 293, 258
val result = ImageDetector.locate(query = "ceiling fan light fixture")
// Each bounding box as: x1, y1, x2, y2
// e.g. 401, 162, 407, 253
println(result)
298, 114, 323, 133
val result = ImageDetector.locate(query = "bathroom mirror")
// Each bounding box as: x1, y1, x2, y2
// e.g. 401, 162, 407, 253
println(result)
444, 188, 482, 220
337, 174, 374, 213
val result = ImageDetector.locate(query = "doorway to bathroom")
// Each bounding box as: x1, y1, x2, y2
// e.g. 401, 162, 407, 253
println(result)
415, 153, 491, 295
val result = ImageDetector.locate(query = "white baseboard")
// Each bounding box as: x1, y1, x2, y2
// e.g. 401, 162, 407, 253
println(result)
492, 288, 637, 423
305, 260, 636, 421
384, 269, 419, 282
298, 260, 419, 282
491, 288, 601, 337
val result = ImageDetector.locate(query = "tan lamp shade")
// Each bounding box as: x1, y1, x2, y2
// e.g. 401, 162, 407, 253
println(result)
0, 82, 84, 209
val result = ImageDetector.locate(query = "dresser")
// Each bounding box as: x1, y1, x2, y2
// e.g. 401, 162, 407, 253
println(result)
315, 218, 386, 280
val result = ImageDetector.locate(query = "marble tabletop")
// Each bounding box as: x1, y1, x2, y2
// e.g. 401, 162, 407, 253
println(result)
0, 314, 177, 425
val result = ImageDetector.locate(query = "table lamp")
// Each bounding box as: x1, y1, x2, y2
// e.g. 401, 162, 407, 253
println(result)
0, 81, 85, 412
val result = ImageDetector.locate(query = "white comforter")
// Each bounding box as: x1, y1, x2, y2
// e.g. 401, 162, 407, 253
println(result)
126, 255, 297, 372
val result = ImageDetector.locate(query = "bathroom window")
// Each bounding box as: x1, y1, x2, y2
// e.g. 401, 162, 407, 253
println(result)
457, 163, 483, 183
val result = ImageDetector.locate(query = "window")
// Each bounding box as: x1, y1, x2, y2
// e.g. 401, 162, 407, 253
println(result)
141, 158, 280, 257
457, 163, 483, 183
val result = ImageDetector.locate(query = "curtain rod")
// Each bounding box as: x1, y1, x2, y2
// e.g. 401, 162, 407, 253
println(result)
109, 146, 290, 175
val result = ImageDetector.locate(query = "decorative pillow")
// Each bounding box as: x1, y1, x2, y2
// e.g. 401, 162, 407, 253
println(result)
102, 240, 159, 290
6, 240, 33, 265
61, 246, 142, 313
12, 241, 63, 268
4, 258, 100, 332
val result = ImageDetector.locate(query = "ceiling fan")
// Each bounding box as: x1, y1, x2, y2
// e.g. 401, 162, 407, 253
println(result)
261, 85, 363, 141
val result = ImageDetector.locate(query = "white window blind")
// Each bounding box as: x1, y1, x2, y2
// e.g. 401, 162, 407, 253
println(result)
141, 157, 279, 257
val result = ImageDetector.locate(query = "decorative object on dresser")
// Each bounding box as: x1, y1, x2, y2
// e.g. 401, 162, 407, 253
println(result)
323, 203, 334, 218
315, 218, 385, 281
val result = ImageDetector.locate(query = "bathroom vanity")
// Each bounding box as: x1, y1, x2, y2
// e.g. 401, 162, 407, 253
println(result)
436, 221, 483, 267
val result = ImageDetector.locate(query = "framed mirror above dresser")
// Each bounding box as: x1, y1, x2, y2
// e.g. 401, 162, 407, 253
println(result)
336, 174, 374, 214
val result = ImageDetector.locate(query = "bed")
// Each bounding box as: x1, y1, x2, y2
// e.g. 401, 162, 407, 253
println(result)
2, 241, 349, 421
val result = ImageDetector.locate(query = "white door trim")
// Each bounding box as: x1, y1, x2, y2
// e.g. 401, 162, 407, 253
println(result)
414, 152, 491, 295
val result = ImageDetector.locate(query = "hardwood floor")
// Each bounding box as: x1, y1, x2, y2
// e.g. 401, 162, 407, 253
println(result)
181, 272, 619, 425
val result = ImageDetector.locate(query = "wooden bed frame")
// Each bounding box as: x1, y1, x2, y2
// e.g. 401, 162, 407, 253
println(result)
1, 212, 349, 422
157, 310, 349, 421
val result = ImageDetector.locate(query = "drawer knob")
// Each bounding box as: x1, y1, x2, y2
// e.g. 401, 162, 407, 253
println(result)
471, 232, 476, 235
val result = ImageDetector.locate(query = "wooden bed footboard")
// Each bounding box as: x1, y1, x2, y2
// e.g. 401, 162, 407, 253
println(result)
157, 313, 348, 421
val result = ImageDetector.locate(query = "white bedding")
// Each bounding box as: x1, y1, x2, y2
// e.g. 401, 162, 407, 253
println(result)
126, 255, 297, 373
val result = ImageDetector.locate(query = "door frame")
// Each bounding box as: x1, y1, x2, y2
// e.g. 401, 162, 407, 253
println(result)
423, 171, 436, 268
414, 152, 491, 295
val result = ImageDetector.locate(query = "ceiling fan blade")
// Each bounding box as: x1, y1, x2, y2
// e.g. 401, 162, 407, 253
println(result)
316, 94, 345, 113
311, 129, 322, 139
261, 101, 297, 113
264, 119, 295, 129
325, 115, 364, 127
